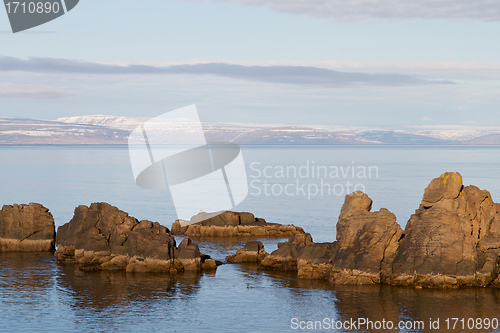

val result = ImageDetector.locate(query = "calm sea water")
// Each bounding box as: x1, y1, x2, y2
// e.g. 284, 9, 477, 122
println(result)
1, 145, 500, 332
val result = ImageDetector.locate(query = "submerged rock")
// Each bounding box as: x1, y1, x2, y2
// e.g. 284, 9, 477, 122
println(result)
171, 211, 304, 237
0, 203, 55, 251
55, 203, 216, 273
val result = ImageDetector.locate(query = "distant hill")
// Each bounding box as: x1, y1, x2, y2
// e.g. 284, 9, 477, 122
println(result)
0, 116, 129, 144
0, 114, 499, 145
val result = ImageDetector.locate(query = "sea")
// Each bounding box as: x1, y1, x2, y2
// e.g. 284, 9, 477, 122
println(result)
1, 145, 499, 332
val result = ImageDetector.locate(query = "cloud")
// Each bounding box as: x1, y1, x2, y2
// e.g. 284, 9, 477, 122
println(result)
0, 83, 71, 99
420, 116, 432, 121
0, 56, 453, 87
194, 0, 500, 21
101, 59, 500, 80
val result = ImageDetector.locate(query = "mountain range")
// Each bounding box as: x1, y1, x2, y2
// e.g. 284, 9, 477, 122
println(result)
0, 115, 500, 145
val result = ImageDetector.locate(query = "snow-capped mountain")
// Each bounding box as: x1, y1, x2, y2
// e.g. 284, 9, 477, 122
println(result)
2, 114, 500, 145
57, 115, 142, 131
0, 116, 129, 144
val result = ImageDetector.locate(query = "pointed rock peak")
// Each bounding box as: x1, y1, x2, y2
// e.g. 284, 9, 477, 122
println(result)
339, 191, 373, 220
179, 237, 192, 248
422, 172, 463, 204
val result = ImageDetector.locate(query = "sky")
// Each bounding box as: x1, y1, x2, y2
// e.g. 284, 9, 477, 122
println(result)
1, 0, 500, 129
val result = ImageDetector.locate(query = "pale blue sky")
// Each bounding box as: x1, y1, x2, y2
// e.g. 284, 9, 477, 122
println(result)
1, 0, 499, 128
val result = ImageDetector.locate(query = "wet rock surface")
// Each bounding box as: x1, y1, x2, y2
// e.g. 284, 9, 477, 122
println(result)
0, 203, 55, 251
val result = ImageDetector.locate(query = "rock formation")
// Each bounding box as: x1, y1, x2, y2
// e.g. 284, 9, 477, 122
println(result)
0, 203, 55, 251
330, 191, 403, 284
226, 241, 268, 263
251, 172, 500, 288
389, 172, 500, 287
259, 193, 401, 283
171, 211, 304, 237
55, 203, 217, 273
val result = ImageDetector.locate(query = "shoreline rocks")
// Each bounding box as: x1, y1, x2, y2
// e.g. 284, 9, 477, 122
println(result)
389, 172, 500, 288
227, 172, 500, 288
0, 203, 55, 252
3, 171, 500, 288
171, 211, 305, 237
55, 203, 217, 273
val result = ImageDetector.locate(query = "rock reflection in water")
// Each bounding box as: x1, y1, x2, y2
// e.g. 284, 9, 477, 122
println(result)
333, 285, 500, 332
1, 248, 500, 332
56, 266, 204, 309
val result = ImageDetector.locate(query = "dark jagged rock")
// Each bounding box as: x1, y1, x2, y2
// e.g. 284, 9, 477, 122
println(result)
55, 203, 216, 273
0, 203, 55, 251
171, 211, 304, 237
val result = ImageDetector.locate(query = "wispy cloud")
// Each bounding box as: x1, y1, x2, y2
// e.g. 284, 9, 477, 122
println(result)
194, 0, 500, 21
0, 56, 453, 87
0, 83, 71, 99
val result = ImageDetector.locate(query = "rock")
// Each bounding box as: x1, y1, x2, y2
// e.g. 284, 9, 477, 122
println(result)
261, 234, 335, 277
192, 211, 258, 226
55, 202, 215, 273
338, 191, 373, 219
201, 258, 218, 270
171, 219, 189, 235
261, 191, 402, 284
332, 191, 403, 283
173, 211, 304, 237
0, 203, 55, 251
176, 238, 202, 270
259, 172, 500, 288
422, 172, 463, 204
390, 172, 500, 287
226, 241, 268, 263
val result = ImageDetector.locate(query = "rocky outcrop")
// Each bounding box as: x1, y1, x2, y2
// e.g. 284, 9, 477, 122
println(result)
55, 203, 216, 273
389, 172, 500, 288
330, 191, 403, 284
171, 211, 304, 237
260, 233, 335, 279
226, 241, 268, 263
259, 193, 401, 283
257, 173, 500, 288
0, 203, 55, 251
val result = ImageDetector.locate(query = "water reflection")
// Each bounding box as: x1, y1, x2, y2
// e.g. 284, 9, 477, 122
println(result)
1, 250, 499, 332
56, 266, 204, 309
333, 285, 500, 332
